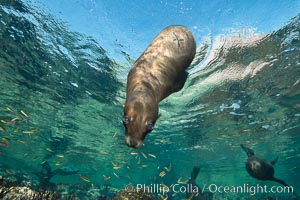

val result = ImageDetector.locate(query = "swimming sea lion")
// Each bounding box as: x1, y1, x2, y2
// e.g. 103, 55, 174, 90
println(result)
123, 25, 196, 148
35, 161, 79, 189
240, 144, 299, 198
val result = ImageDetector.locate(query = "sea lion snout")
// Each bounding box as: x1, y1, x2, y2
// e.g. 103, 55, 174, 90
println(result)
125, 135, 143, 149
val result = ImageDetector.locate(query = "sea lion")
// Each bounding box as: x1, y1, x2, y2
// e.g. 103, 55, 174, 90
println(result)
123, 25, 196, 148
35, 161, 79, 189
240, 144, 299, 198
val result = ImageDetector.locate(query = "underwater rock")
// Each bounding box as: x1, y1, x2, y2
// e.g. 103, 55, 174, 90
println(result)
85, 188, 110, 200
0, 186, 60, 200
112, 188, 157, 200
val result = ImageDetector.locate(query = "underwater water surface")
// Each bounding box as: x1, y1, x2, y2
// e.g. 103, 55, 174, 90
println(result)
0, 1, 300, 199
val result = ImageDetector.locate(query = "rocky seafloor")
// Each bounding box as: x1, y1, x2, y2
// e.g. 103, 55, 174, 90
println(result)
0, 175, 157, 200
0, 175, 298, 200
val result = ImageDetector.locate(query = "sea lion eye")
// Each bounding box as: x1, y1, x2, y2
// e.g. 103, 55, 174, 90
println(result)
146, 122, 154, 132
123, 116, 129, 124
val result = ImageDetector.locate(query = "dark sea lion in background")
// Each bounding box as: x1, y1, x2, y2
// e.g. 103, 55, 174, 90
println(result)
123, 25, 196, 148
187, 166, 213, 200
35, 161, 79, 189
240, 144, 299, 198
35, 161, 55, 189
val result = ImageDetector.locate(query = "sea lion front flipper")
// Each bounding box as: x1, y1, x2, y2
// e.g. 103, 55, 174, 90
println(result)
270, 156, 279, 165
173, 71, 188, 92
190, 166, 200, 181
240, 144, 255, 157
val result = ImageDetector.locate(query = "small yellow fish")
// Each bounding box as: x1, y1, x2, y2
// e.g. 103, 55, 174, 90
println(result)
130, 151, 138, 155
32, 156, 38, 161
148, 153, 157, 158
141, 152, 148, 159
5, 169, 14, 174
112, 161, 122, 169
158, 194, 168, 200
1, 137, 11, 142
56, 154, 64, 158
46, 148, 53, 152
6, 107, 15, 113
20, 110, 30, 118
55, 162, 63, 166
171, 192, 177, 197
18, 139, 26, 144
3, 120, 16, 125
23, 129, 38, 134
140, 164, 148, 168
6, 107, 13, 112
0, 141, 8, 147
100, 150, 109, 155
0, 125, 7, 133
14, 128, 19, 133
11, 117, 20, 122
80, 175, 91, 182
113, 166, 122, 169
160, 183, 169, 192
103, 175, 111, 181
113, 172, 119, 178
177, 177, 189, 184
165, 163, 172, 172
159, 171, 166, 177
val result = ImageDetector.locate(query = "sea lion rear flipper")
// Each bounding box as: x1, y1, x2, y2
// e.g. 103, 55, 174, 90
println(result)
190, 166, 200, 181
240, 144, 255, 157
270, 156, 279, 165
271, 177, 300, 198
173, 71, 188, 92
271, 177, 288, 187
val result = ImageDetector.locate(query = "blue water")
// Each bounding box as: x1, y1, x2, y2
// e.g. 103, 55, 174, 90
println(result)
0, 1, 299, 199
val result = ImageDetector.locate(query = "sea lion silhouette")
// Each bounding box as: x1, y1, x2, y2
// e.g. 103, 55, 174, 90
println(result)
123, 25, 196, 148
35, 161, 79, 189
187, 166, 213, 200
240, 144, 299, 198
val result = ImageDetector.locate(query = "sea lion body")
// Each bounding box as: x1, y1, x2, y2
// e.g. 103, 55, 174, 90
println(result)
245, 156, 275, 181
123, 25, 196, 148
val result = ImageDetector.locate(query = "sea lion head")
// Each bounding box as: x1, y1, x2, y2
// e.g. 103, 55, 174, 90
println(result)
123, 98, 158, 148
